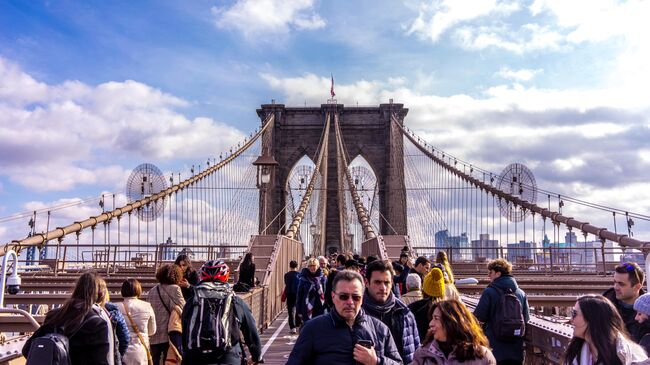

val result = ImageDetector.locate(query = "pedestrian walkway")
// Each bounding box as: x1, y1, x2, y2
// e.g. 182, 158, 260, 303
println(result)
259, 310, 296, 364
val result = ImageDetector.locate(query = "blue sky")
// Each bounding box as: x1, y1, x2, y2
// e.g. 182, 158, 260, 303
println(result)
1, 0, 650, 243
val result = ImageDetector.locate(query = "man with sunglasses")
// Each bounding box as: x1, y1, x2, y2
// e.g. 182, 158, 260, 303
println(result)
603, 262, 650, 342
362, 260, 420, 364
286, 270, 402, 365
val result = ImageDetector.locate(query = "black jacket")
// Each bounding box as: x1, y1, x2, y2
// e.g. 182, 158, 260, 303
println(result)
181, 268, 200, 300
473, 275, 529, 362
238, 263, 256, 287
23, 306, 112, 365
603, 287, 650, 342
285, 308, 403, 365
408, 297, 433, 343
181, 283, 262, 365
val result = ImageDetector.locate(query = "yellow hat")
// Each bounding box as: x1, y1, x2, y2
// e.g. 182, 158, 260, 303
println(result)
422, 268, 445, 298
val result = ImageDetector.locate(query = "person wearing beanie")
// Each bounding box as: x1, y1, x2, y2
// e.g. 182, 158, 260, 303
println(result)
422, 267, 445, 298
634, 293, 650, 353
401, 273, 423, 305
408, 268, 446, 338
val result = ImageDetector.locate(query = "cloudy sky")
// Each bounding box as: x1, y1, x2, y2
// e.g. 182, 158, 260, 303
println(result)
1, 0, 650, 243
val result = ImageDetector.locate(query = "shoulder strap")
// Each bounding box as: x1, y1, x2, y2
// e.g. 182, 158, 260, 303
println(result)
122, 301, 153, 365
156, 286, 172, 314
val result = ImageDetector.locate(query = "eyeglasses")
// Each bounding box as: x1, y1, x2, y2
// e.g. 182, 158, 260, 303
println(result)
334, 292, 362, 302
571, 309, 578, 319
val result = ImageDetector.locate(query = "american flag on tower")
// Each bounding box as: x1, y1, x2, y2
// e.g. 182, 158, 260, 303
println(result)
330, 74, 335, 98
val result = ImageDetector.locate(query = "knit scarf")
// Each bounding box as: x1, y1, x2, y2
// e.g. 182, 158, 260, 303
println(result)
305, 270, 325, 318
363, 290, 396, 317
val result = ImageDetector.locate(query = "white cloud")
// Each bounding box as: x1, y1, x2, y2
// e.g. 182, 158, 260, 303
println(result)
406, 0, 519, 42
495, 67, 543, 82
453, 23, 566, 54
0, 57, 247, 192
212, 0, 325, 39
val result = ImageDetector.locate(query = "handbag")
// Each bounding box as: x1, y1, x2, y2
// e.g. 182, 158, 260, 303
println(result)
281, 287, 287, 303
122, 300, 153, 365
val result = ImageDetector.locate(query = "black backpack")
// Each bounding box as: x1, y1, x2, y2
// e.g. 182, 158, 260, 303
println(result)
489, 284, 526, 341
25, 330, 71, 365
183, 282, 241, 363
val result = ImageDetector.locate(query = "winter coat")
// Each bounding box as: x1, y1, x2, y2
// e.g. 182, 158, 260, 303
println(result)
118, 297, 157, 365
284, 270, 300, 296
147, 283, 185, 345
409, 298, 434, 342
362, 291, 420, 364
473, 275, 529, 362
23, 305, 113, 365
412, 340, 496, 365
285, 307, 403, 365
567, 334, 648, 365
238, 263, 257, 287
181, 282, 263, 365
180, 268, 200, 300
104, 302, 130, 357
401, 290, 423, 306
603, 288, 650, 343
296, 267, 327, 321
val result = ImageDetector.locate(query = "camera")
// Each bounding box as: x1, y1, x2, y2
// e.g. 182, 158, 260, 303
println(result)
6, 273, 21, 295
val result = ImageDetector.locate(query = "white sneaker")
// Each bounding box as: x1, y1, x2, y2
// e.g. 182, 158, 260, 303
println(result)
290, 328, 297, 334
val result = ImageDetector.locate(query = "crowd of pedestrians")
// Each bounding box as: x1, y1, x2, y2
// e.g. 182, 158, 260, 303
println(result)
22, 249, 650, 365
23, 255, 263, 365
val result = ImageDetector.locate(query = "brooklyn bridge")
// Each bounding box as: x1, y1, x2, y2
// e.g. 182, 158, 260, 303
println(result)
1, 102, 649, 364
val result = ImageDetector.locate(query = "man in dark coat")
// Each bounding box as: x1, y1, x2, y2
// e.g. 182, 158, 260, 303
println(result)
286, 270, 403, 365
362, 261, 419, 364
474, 258, 529, 365
603, 261, 650, 342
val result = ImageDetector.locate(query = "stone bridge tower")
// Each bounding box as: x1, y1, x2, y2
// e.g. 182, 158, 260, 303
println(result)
257, 102, 408, 255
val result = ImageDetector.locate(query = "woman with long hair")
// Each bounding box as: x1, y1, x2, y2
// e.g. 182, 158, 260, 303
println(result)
97, 278, 130, 363
118, 278, 156, 365
435, 251, 455, 284
174, 253, 200, 300
435, 251, 460, 301
564, 294, 647, 365
237, 252, 257, 288
413, 299, 496, 365
23, 272, 115, 364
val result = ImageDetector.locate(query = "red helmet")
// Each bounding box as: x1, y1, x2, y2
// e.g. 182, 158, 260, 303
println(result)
199, 260, 230, 282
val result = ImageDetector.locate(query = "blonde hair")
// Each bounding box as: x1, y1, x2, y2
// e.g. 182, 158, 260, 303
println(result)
96, 277, 109, 305
307, 258, 319, 266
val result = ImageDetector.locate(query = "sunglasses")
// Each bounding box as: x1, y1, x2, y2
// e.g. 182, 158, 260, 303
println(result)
334, 292, 362, 302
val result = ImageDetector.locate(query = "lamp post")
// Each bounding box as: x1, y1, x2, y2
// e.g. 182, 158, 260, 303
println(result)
1, 249, 21, 308
253, 154, 278, 234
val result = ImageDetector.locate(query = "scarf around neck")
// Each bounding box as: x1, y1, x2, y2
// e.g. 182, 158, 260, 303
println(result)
363, 289, 396, 316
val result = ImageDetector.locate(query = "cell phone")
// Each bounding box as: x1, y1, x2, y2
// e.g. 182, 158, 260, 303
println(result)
356, 339, 373, 348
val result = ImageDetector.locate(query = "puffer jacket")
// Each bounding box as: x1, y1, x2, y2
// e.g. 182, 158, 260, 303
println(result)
603, 288, 650, 343
473, 275, 529, 362
104, 302, 130, 357
286, 308, 403, 365
363, 291, 420, 364
412, 340, 496, 365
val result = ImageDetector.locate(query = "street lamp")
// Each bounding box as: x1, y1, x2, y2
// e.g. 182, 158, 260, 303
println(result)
1, 249, 21, 307
252, 154, 278, 188
253, 154, 278, 234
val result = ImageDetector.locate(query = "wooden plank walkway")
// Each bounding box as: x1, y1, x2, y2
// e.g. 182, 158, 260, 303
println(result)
258, 310, 297, 364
